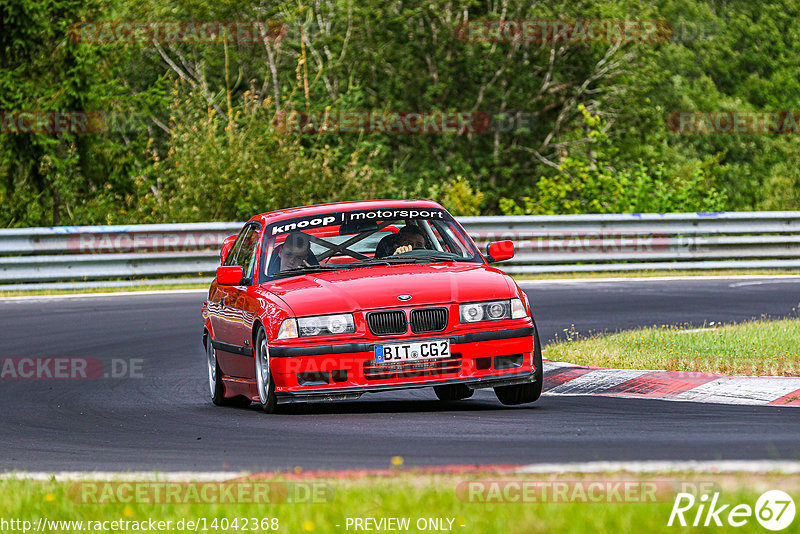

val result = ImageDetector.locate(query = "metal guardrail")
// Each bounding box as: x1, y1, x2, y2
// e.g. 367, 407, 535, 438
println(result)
0, 223, 241, 289
1, 212, 799, 289
460, 212, 800, 274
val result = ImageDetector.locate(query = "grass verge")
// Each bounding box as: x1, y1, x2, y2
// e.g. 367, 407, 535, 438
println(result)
544, 319, 800, 376
0, 284, 208, 298
1, 473, 798, 533
0, 270, 798, 297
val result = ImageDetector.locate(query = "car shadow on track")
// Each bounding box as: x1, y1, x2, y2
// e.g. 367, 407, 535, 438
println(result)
228, 398, 541, 416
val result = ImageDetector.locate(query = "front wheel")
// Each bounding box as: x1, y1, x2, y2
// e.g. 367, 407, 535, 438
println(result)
254, 326, 279, 413
494, 320, 543, 405
206, 333, 250, 407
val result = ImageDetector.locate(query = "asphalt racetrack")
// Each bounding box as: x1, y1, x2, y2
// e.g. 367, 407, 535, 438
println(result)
1, 277, 798, 472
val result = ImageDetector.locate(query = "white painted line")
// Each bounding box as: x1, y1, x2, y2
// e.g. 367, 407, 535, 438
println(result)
518, 275, 800, 287
516, 460, 800, 474
0, 289, 208, 302
729, 279, 800, 287
546, 369, 651, 395
0, 471, 249, 482
7, 462, 800, 480
671, 377, 800, 405
545, 391, 799, 407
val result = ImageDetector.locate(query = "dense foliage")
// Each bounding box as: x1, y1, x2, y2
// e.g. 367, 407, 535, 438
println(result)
1, 0, 797, 226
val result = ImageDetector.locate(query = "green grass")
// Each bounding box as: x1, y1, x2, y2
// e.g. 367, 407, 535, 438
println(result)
0, 283, 208, 298
1, 473, 798, 533
544, 319, 800, 376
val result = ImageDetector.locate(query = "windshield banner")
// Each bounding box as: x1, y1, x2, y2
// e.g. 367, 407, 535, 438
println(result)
270, 208, 448, 235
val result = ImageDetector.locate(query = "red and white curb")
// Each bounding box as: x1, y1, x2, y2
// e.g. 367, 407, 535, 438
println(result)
543, 360, 800, 406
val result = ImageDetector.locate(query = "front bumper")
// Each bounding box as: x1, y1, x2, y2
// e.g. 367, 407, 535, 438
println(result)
275, 370, 536, 404
269, 325, 536, 403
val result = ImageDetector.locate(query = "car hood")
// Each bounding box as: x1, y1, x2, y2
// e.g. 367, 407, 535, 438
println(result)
261, 262, 517, 316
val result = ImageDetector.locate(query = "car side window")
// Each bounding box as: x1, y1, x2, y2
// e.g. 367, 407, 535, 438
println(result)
224, 227, 249, 267
238, 228, 259, 280
224, 225, 260, 282
431, 220, 473, 258
426, 224, 449, 252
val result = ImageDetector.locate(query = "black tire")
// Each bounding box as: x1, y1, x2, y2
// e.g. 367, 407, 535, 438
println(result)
254, 326, 279, 413
494, 319, 543, 405
206, 333, 250, 407
434, 384, 474, 401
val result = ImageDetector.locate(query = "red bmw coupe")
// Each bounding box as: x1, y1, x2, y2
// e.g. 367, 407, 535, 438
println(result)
202, 199, 542, 412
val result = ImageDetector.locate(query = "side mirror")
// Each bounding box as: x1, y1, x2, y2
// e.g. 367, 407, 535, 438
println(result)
220, 234, 238, 264
216, 265, 244, 286
486, 240, 515, 263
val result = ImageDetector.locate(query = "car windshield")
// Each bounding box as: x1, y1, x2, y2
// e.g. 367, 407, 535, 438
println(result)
260, 206, 482, 279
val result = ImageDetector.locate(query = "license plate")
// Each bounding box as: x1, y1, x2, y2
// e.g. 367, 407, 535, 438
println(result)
374, 339, 450, 363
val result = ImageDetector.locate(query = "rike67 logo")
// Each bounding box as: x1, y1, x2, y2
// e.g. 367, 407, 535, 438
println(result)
669, 490, 795, 530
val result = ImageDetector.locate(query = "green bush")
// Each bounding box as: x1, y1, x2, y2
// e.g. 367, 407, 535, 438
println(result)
429, 176, 485, 216
132, 88, 391, 222
501, 106, 728, 215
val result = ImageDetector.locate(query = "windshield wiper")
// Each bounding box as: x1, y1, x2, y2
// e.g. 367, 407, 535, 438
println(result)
272, 254, 462, 277
271, 264, 345, 278
271, 261, 395, 278
348, 259, 392, 267
377, 253, 459, 263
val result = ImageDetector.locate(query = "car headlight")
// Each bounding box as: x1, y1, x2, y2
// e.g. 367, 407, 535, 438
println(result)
277, 314, 356, 339
459, 299, 527, 323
